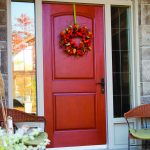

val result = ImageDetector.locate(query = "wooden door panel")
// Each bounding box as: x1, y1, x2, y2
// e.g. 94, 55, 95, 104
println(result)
43, 3, 106, 147
52, 80, 96, 92
54, 93, 96, 130
53, 15, 94, 79
53, 130, 101, 147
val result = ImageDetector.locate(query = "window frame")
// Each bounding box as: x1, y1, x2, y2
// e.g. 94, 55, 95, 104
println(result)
7, 0, 44, 115
111, 6, 131, 118
11, 1, 37, 113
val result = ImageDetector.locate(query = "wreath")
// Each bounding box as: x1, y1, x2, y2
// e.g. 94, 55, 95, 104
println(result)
60, 24, 93, 56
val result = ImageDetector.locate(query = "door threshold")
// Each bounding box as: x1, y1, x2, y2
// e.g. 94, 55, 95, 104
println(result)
48, 145, 107, 150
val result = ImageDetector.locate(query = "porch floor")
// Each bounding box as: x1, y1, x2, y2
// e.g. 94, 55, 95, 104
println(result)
46, 148, 139, 150
48, 148, 139, 150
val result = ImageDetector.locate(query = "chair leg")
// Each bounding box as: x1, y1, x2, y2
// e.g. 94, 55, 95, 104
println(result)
128, 137, 130, 150
142, 140, 144, 150
142, 140, 147, 150
145, 140, 147, 150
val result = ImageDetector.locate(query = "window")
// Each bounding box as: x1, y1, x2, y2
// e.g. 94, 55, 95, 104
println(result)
11, 1, 37, 113
111, 7, 131, 117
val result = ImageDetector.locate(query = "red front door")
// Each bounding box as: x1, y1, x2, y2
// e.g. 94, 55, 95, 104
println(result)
43, 3, 106, 147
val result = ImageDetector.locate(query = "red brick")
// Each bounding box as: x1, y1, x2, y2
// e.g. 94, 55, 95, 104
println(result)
0, 0, 6, 9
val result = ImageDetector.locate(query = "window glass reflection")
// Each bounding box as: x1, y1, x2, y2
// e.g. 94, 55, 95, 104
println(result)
111, 6, 130, 117
11, 2, 36, 113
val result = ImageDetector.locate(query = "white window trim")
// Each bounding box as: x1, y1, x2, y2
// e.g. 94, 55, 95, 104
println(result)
35, 0, 44, 115
7, 0, 13, 108
104, 3, 113, 149
132, 0, 140, 106
6, 0, 44, 115
7, 0, 140, 149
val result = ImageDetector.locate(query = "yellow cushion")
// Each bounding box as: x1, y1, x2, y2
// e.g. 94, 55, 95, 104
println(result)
129, 128, 150, 140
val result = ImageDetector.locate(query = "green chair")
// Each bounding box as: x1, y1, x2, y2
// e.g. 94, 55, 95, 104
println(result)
124, 104, 150, 150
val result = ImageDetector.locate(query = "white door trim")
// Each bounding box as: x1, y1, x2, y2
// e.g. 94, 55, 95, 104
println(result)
36, 0, 133, 115
35, 0, 44, 116
104, 3, 113, 149
36, 0, 134, 149
48, 145, 107, 150
43, 0, 132, 5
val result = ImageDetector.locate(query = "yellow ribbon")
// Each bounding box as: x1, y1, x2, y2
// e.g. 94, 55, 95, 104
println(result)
73, 3, 77, 24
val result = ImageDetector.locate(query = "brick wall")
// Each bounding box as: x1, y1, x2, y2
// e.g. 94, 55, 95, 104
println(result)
139, 0, 150, 104
0, 0, 8, 101
139, 1, 150, 146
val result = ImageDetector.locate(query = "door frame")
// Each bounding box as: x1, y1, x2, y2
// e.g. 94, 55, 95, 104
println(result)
7, 0, 140, 149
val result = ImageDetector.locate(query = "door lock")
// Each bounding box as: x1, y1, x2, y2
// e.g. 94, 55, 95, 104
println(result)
97, 78, 105, 94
